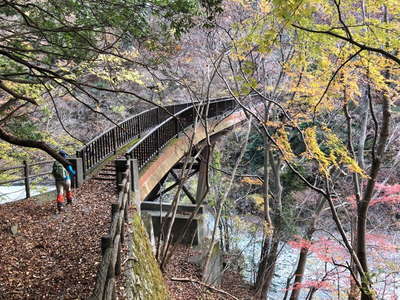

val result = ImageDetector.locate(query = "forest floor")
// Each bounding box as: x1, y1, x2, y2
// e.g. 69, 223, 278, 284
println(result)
164, 245, 255, 299
0, 179, 117, 299
0, 178, 254, 300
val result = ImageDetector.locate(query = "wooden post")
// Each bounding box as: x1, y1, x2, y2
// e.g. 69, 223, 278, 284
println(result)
111, 203, 119, 224
109, 234, 121, 278
103, 278, 116, 300
23, 160, 30, 199
67, 157, 83, 188
115, 239, 122, 276
124, 188, 129, 222
101, 235, 112, 256
115, 159, 129, 192
120, 216, 125, 246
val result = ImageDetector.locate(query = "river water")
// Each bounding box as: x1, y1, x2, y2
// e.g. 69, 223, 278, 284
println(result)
204, 213, 400, 299
0, 184, 55, 204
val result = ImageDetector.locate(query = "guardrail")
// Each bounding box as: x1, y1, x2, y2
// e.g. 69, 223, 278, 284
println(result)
75, 97, 236, 178
126, 98, 236, 170
0, 160, 53, 200
76, 103, 192, 177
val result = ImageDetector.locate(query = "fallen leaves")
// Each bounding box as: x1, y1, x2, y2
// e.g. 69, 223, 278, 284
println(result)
0, 179, 117, 299
164, 245, 254, 300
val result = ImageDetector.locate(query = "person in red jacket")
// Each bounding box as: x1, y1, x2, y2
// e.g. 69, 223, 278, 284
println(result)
52, 150, 76, 212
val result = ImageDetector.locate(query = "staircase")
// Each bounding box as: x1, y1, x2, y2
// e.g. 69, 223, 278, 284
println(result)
92, 164, 116, 182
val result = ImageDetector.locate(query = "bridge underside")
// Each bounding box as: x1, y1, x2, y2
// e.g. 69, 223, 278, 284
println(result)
138, 109, 247, 202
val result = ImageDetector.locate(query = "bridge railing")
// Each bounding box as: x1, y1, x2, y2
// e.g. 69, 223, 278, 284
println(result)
126, 98, 236, 170
76, 98, 234, 178
76, 103, 191, 177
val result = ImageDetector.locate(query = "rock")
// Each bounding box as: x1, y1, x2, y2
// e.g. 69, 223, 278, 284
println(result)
188, 254, 203, 266
10, 224, 18, 235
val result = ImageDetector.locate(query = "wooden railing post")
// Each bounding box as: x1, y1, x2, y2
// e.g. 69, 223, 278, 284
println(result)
115, 159, 129, 192
115, 240, 122, 276
101, 235, 112, 256
111, 203, 119, 223
23, 160, 30, 199
67, 157, 83, 188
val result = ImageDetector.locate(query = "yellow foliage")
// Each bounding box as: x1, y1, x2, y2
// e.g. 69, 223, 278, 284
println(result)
274, 128, 295, 161
259, 0, 271, 14
325, 129, 367, 177
303, 127, 367, 177
241, 177, 263, 185
303, 127, 330, 174
265, 121, 282, 128
250, 194, 264, 207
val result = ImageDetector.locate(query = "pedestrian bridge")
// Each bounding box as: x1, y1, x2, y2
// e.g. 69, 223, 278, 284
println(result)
73, 97, 251, 202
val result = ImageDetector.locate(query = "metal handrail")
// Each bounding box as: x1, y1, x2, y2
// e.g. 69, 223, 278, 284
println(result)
76, 97, 235, 176
0, 97, 236, 187
126, 98, 236, 170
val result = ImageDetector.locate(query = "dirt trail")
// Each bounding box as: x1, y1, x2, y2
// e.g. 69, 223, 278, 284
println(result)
0, 179, 116, 299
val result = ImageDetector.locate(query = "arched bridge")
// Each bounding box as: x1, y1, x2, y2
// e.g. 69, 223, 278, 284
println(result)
72, 97, 250, 202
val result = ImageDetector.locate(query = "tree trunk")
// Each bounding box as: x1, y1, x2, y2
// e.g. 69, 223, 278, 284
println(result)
255, 234, 280, 298
289, 246, 309, 300
203, 119, 251, 281
348, 215, 359, 300
357, 89, 391, 300
289, 198, 325, 300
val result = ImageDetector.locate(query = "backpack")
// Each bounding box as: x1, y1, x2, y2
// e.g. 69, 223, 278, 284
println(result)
52, 161, 66, 180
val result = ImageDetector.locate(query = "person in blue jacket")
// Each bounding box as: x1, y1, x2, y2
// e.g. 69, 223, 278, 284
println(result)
52, 150, 76, 212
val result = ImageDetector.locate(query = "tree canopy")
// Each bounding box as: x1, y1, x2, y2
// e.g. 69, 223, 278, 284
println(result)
0, 0, 222, 164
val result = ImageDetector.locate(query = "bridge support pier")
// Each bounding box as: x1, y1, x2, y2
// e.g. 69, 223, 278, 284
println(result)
141, 201, 204, 245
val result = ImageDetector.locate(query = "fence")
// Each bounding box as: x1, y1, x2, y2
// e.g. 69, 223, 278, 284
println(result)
0, 160, 54, 201
90, 159, 132, 300
76, 103, 193, 177
76, 97, 235, 178
0, 156, 83, 202
126, 98, 236, 170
